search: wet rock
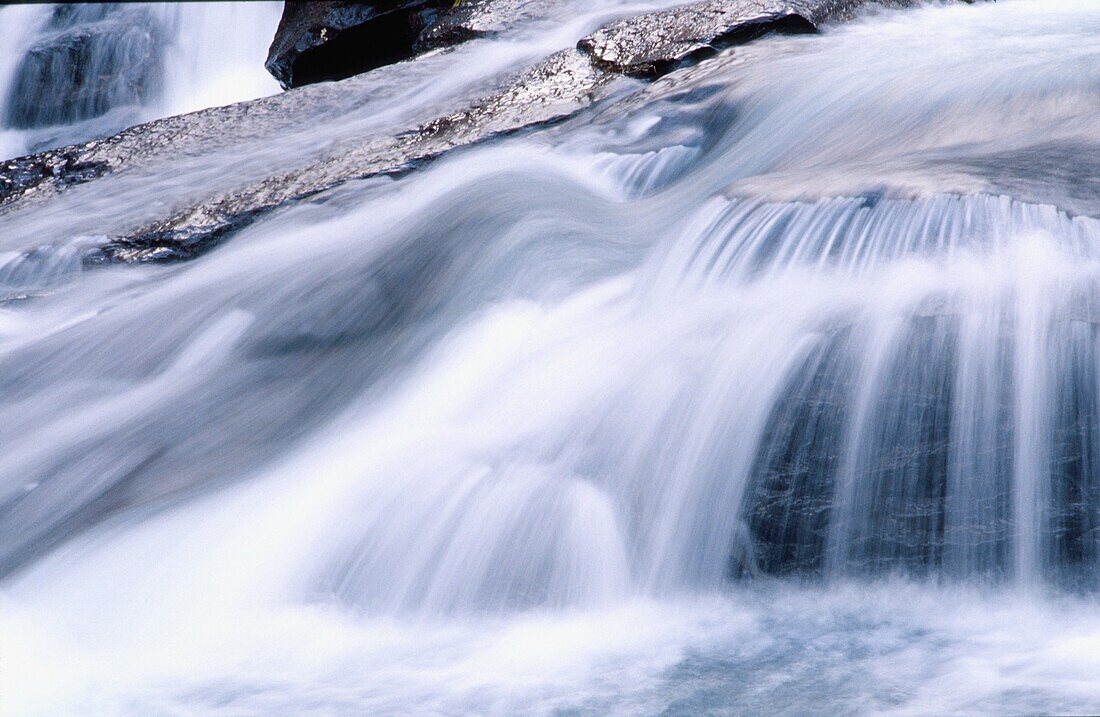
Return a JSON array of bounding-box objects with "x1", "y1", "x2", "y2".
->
[
  {"x1": 415, "y1": 0, "x2": 552, "y2": 51},
  {"x1": 578, "y1": 0, "x2": 822, "y2": 77},
  {"x1": 96, "y1": 48, "x2": 613, "y2": 263},
  {"x1": 740, "y1": 330, "x2": 852, "y2": 577},
  {"x1": 947, "y1": 142, "x2": 1100, "y2": 221},
  {"x1": 0, "y1": 150, "x2": 109, "y2": 205},
  {"x1": 3, "y1": 5, "x2": 162, "y2": 129},
  {"x1": 0, "y1": 64, "x2": 385, "y2": 210},
  {"x1": 265, "y1": 0, "x2": 450, "y2": 90},
  {"x1": 0, "y1": 0, "x2": 995, "y2": 264},
  {"x1": 0, "y1": 39, "x2": 615, "y2": 263},
  {"x1": 574, "y1": 0, "x2": 951, "y2": 77}
]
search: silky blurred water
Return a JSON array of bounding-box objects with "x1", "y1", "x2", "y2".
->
[
  {"x1": 1, "y1": 1, "x2": 1099, "y2": 715},
  {"x1": 0, "y1": 2, "x2": 282, "y2": 158}
]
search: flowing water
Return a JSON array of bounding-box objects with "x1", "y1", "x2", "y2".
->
[
  {"x1": 0, "y1": 2, "x2": 282, "y2": 159},
  {"x1": 1, "y1": 1, "x2": 1100, "y2": 715}
]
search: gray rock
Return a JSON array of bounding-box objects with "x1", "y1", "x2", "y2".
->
[
  {"x1": 99, "y1": 48, "x2": 614, "y2": 262},
  {"x1": 577, "y1": 0, "x2": 823, "y2": 77},
  {"x1": 415, "y1": 0, "x2": 552, "y2": 51},
  {"x1": 0, "y1": 42, "x2": 616, "y2": 263},
  {"x1": 575, "y1": 0, "x2": 954, "y2": 77}
]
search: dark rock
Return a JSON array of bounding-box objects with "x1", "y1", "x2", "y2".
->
[
  {"x1": 738, "y1": 315, "x2": 969, "y2": 578},
  {"x1": 3, "y1": 5, "x2": 162, "y2": 129},
  {"x1": 740, "y1": 330, "x2": 853, "y2": 577},
  {"x1": 0, "y1": 150, "x2": 109, "y2": 205},
  {"x1": 946, "y1": 142, "x2": 1100, "y2": 221},
  {"x1": 46, "y1": 2, "x2": 118, "y2": 27},
  {"x1": 265, "y1": 0, "x2": 450, "y2": 90}
]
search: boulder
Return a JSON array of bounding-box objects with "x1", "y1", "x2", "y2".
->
[
  {"x1": 265, "y1": 0, "x2": 450, "y2": 90},
  {"x1": 102, "y1": 48, "x2": 612, "y2": 262},
  {"x1": 574, "y1": 0, "x2": 950, "y2": 77},
  {"x1": 577, "y1": 0, "x2": 827, "y2": 78}
]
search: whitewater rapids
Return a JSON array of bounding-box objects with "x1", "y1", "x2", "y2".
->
[{"x1": 2, "y1": 1, "x2": 1100, "y2": 715}]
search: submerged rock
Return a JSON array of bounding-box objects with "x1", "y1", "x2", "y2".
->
[
  {"x1": 265, "y1": 0, "x2": 450, "y2": 89},
  {"x1": 0, "y1": 43, "x2": 616, "y2": 263}
]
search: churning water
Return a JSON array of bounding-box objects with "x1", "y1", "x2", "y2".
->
[{"x1": 1, "y1": 1, "x2": 1100, "y2": 715}]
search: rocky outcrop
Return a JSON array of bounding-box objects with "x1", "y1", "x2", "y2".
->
[
  {"x1": 268, "y1": 0, "x2": 874, "y2": 87},
  {"x1": 579, "y1": 0, "x2": 820, "y2": 77},
  {"x1": 0, "y1": 149, "x2": 109, "y2": 204},
  {"x1": 0, "y1": 0, "x2": 990, "y2": 265},
  {"x1": 265, "y1": 0, "x2": 450, "y2": 89},
  {"x1": 574, "y1": 0, "x2": 939, "y2": 77}
]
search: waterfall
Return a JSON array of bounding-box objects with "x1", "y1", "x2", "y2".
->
[
  {"x1": 0, "y1": 1, "x2": 281, "y2": 158},
  {"x1": 1, "y1": 0, "x2": 1100, "y2": 714}
]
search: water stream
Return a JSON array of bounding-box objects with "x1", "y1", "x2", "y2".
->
[{"x1": 1, "y1": 1, "x2": 1099, "y2": 714}]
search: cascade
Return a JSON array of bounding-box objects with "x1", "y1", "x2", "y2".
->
[{"x1": 1, "y1": 1, "x2": 1099, "y2": 714}]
